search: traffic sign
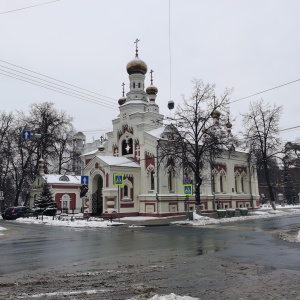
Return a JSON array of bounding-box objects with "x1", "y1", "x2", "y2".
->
[
  {"x1": 114, "y1": 174, "x2": 124, "y2": 186},
  {"x1": 183, "y1": 177, "x2": 191, "y2": 184},
  {"x1": 183, "y1": 184, "x2": 193, "y2": 196},
  {"x1": 22, "y1": 130, "x2": 31, "y2": 140},
  {"x1": 0, "y1": 196, "x2": 4, "y2": 201},
  {"x1": 81, "y1": 176, "x2": 89, "y2": 185}
]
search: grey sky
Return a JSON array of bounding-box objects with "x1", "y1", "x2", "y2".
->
[{"x1": 1, "y1": 0, "x2": 300, "y2": 142}]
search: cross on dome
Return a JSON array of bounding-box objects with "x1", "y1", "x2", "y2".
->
[
  {"x1": 134, "y1": 38, "x2": 140, "y2": 56},
  {"x1": 122, "y1": 82, "x2": 125, "y2": 97},
  {"x1": 150, "y1": 69, "x2": 154, "y2": 85}
]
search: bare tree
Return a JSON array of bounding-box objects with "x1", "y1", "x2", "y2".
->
[
  {"x1": 3, "y1": 102, "x2": 75, "y2": 206},
  {"x1": 242, "y1": 99, "x2": 283, "y2": 210},
  {"x1": 281, "y1": 140, "x2": 300, "y2": 204},
  {"x1": 21, "y1": 102, "x2": 74, "y2": 174},
  {"x1": 0, "y1": 111, "x2": 15, "y2": 208},
  {"x1": 159, "y1": 79, "x2": 234, "y2": 214}
]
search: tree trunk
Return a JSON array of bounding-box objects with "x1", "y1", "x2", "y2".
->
[{"x1": 263, "y1": 161, "x2": 276, "y2": 210}]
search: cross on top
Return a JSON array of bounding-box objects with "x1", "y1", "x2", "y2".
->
[
  {"x1": 150, "y1": 69, "x2": 154, "y2": 85},
  {"x1": 122, "y1": 82, "x2": 125, "y2": 97},
  {"x1": 134, "y1": 38, "x2": 140, "y2": 56}
]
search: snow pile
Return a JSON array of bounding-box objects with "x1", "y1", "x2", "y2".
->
[
  {"x1": 14, "y1": 216, "x2": 124, "y2": 228},
  {"x1": 0, "y1": 225, "x2": 7, "y2": 235},
  {"x1": 172, "y1": 209, "x2": 300, "y2": 227},
  {"x1": 128, "y1": 293, "x2": 199, "y2": 300}
]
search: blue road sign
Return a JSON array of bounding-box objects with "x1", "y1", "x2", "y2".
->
[
  {"x1": 114, "y1": 174, "x2": 124, "y2": 186},
  {"x1": 183, "y1": 177, "x2": 191, "y2": 184},
  {"x1": 22, "y1": 130, "x2": 31, "y2": 140},
  {"x1": 81, "y1": 176, "x2": 89, "y2": 185},
  {"x1": 183, "y1": 184, "x2": 193, "y2": 196}
]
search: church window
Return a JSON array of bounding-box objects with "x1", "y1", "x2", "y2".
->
[
  {"x1": 122, "y1": 138, "x2": 133, "y2": 156},
  {"x1": 241, "y1": 177, "x2": 244, "y2": 193},
  {"x1": 133, "y1": 82, "x2": 135, "y2": 89},
  {"x1": 150, "y1": 171, "x2": 155, "y2": 190},
  {"x1": 124, "y1": 185, "x2": 128, "y2": 197},
  {"x1": 138, "y1": 82, "x2": 141, "y2": 88},
  {"x1": 235, "y1": 176, "x2": 238, "y2": 193},
  {"x1": 59, "y1": 175, "x2": 70, "y2": 182},
  {"x1": 168, "y1": 170, "x2": 173, "y2": 191},
  {"x1": 220, "y1": 175, "x2": 223, "y2": 193}
]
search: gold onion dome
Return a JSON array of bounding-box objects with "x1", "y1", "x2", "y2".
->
[
  {"x1": 211, "y1": 110, "x2": 221, "y2": 119},
  {"x1": 126, "y1": 55, "x2": 147, "y2": 75},
  {"x1": 118, "y1": 97, "x2": 126, "y2": 106},
  {"x1": 146, "y1": 85, "x2": 158, "y2": 95},
  {"x1": 226, "y1": 120, "x2": 232, "y2": 128}
]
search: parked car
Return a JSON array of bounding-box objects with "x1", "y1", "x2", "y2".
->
[{"x1": 1, "y1": 206, "x2": 33, "y2": 220}]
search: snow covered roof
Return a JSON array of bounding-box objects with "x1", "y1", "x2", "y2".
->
[
  {"x1": 95, "y1": 156, "x2": 140, "y2": 168},
  {"x1": 145, "y1": 126, "x2": 165, "y2": 139},
  {"x1": 80, "y1": 149, "x2": 98, "y2": 157},
  {"x1": 42, "y1": 174, "x2": 81, "y2": 185}
]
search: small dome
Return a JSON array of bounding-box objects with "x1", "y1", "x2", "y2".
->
[
  {"x1": 211, "y1": 110, "x2": 221, "y2": 119},
  {"x1": 146, "y1": 85, "x2": 158, "y2": 95},
  {"x1": 126, "y1": 56, "x2": 147, "y2": 75},
  {"x1": 226, "y1": 120, "x2": 232, "y2": 128},
  {"x1": 118, "y1": 97, "x2": 126, "y2": 106}
]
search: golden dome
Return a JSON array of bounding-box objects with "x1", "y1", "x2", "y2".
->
[
  {"x1": 118, "y1": 97, "x2": 126, "y2": 106},
  {"x1": 146, "y1": 85, "x2": 158, "y2": 95},
  {"x1": 211, "y1": 110, "x2": 221, "y2": 119},
  {"x1": 126, "y1": 55, "x2": 147, "y2": 75},
  {"x1": 226, "y1": 120, "x2": 232, "y2": 128}
]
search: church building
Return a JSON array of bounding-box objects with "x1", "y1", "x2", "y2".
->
[{"x1": 78, "y1": 43, "x2": 260, "y2": 217}]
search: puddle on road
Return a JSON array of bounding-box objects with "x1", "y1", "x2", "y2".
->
[
  {"x1": 204, "y1": 224, "x2": 281, "y2": 233},
  {"x1": 196, "y1": 246, "x2": 222, "y2": 255}
]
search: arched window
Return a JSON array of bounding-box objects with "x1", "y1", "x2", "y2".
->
[
  {"x1": 220, "y1": 175, "x2": 223, "y2": 193},
  {"x1": 168, "y1": 170, "x2": 172, "y2": 191},
  {"x1": 122, "y1": 138, "x2": 133, "y2": 156},
  {"x1": 235, "y1": 176, "x2": 238, "y2": 193},
  {"x1": 241, "y1": 177, "x2": 244, "y2": 193},
  {"x1": 124, "y1": 185, "x2": 128, "y2": 197},
  {"x1": 138, "y1": 82, "x2": 141, "y2": 88},
  {"x1": 150, "y1": 171, "x2": 155, "y2": 190},
  {"x1": 133, "y1": 82, "x2": 135, "y2": 89}
]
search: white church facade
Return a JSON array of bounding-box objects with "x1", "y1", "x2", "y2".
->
[{"x1": 78, "y1": 44, "x2": 260, "y2": 218}]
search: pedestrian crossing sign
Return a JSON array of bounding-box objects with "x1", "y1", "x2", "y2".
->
[
  {"x1": 114, "y1": 174, "x2": 124, "y2": 186},
  {"x1": 183, "y1": 184, "x2": 193, "y2": 196}
]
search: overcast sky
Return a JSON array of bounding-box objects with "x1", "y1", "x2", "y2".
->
[{"x1": 1, "y1": 0, "x2": 300, "y2": 142}]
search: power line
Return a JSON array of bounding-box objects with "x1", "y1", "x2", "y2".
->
[
  {"x1": 0, "y1": 0, "x2": 62, "y2": 15},
  {"x1": 0, "y1": 64, "x2": 118, "y2": 108},
  {"x1": 0, "y1": 72, "x2": 118, "y2": 110},
  {"x1": 168, "y1": 0, "x2": 172, "y2": 102},
  {"x1": 0, "y1": 59, "x2": 116, "y2": 101},
  {"x1": 230, "y1": 78, "x2": 300, "y2": 104},
  {"x1": 279, "y1": 125, "x2": 300, "y2": 133}
]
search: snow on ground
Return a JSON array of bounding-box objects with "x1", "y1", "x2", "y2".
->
[
  {"x1": 0, "y1": 205, "x2": 299, "y2": 242},
  {"x1": 17, "y1": 291, "x2": 198, "y2": 300},
  {"x1": 128, "y1": 294, "x2": 198, "y2": 300},
  {"x1": 14, "y1": 215, "x2": 124, "y2": 228},
  {"x1": 2, "y1": 206, "x2": 300, "y2": 300},
  {"x1": 0, "y1": 225, "x2": 7, "y2": 235}
]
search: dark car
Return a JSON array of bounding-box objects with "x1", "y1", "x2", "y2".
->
[{"x1": 1, "y1": 206, "x2": 33, "y2": 220}]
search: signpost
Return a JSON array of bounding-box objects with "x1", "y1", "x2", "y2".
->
[
  {"x1": 22, "y1": 130, "x2": 31, "y2": 140},
  {"x1": 113, "y1": 174, "x2": 124, "y2": 221},
  {"x1": 183, "y1": 184, "x2": 193, "y2": 196},
  {"x1": 81, "y1": 176, "x2": 89, "y2": 185},
  {"x1": 183, "y1": 184, "x2": 193, "y2": 220}
]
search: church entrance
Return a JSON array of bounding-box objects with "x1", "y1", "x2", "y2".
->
[{"x1": 91, "y1": 175, "x2": 103, "y2": 215}]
